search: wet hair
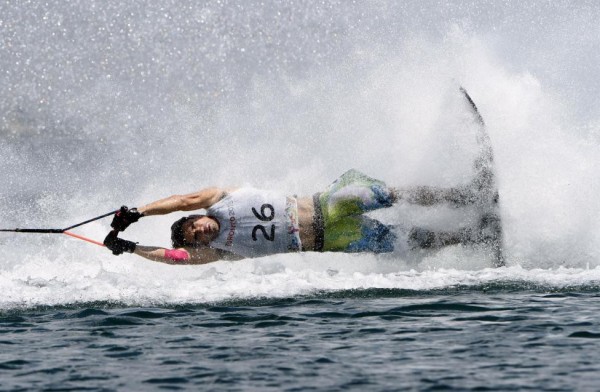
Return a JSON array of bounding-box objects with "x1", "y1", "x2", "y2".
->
[{"x1": 171, "y1": 215, "x2": 203, "y2": 248}]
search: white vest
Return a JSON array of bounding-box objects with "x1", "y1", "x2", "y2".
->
[{"x1": 207, "y1": 188, "x2": 302, "y2": 258}]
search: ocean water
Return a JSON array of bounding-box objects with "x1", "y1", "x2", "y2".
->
[
  {"x1": 2, "y1": 1, "x2": 600, "y2": 390},
  {"x1": 3, "y1": 290, "x2": 600, "y2": 391}
]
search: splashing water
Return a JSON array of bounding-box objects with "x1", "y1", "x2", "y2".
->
[{"x1": 1, "y1": 1, "x2": 600, "y2": 308}]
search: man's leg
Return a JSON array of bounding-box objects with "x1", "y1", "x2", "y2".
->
[
  {"x1": 395, "y1": 185, "x2": 477, "y2": 207},
  {"x1": 319, "y1": 169, "x2": 396, "y2": 222},
  {"x1": 407, "y1": 212, "x2": 503, "y2": 255},
  {"x1": 323, "y1": 215, "x2": 396, "y2": 253},
  {"x1": 408, "y1": 227, "x2": 471, "y2": 249},
  {"x1": 394, "y1": 165, "x2": 496, "y2": 207}
]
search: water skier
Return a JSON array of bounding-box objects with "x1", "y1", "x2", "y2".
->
[{"x1": 104, "y1": 169, "x2": 502, "y2": 265}]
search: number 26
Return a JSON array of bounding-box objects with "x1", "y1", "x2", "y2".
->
[{"x1": 252, "y1": 204, "x2": 275, "y2": 241}]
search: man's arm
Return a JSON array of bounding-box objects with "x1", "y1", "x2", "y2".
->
[
  {"x1": 103, "y1": 231, "x2": 242, "y2": 264},
  {"x1": 134, "y1": 245, "x2": 241, "y2": 265},
  {"x1": 138, "y1": 187, "x2": 235, "y2": 216}
]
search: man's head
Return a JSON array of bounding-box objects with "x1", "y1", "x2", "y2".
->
[{"x1": 171, "y1": 215, "x2": 220, "y2": 248}]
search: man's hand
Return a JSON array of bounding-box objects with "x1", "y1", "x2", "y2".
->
[
  {"x1": 111, "y1": 206, "x2": 144, "y2": 232},
  {"x1": 104, "y1": 230, "x2": 137, "y2": 255}
]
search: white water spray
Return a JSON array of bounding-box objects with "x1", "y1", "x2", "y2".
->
[{"x1": 1, "y1": 1, "x2": 599, "y2": 307}]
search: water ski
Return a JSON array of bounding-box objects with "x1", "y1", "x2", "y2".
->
[
  {"x1": 402, "y1": 87, "x2": 504, "y2": 267},
  {"x1": 460, "y1": 87, "x2": 504, "y2": 267}
]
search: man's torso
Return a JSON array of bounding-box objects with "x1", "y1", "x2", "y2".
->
[{"x1": 208, "y1": 188, "x2": 313, "y2": 257}]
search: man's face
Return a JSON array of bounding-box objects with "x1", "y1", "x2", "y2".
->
[{"x1": 183, "y1": 216, "x2": 220, "y2": 246}]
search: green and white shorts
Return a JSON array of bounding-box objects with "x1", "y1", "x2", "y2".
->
[{"x1": 313, "y1": 169, "x2": 397, "y2": 253}]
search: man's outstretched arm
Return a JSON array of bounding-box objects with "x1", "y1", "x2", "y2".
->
[
  {"x1": 103, "y1": 231, "x2": 240, "y2": 264},
  {"x1": 110, "y1": 187, "x2": 236, "y2": 233},
  {"x1": 133, "y1": 245, "x2": 227, "y2": 265},
  {"x1": 138, "y1": 187, "x2": 235, "y2": 216}
]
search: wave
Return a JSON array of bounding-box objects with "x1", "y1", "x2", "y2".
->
[{"x1": 2, "y1": 251, "x2": 600, "y2": 310}]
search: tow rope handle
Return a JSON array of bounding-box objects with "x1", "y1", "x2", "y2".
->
[{"x1": 0, "y1": 209, "x2": 120, "y2": 247}]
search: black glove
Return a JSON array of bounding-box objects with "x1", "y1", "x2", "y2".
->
[
  {"x1": 104, "y1": 230, "x2": 137, "y2": 255},
  {"x1": 111, "y1": 206, "x2": 144, "y2": 232}
]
